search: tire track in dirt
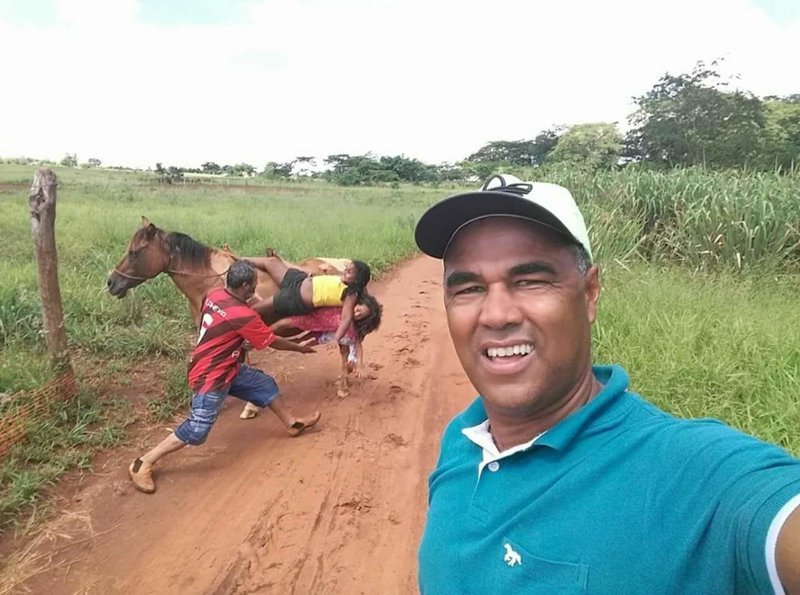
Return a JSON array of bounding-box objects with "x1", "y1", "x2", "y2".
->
[{"x1": 4, "y1": 255, "x2": 477, "y2": 594}]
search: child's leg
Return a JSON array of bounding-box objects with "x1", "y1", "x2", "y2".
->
[
  {"x1": 246, "y1": 256, "x2": 291, "y2": 285},
  {"x1": 250, "y1": 295, "x2": 279, "y2": 324},
  {"x1": 270, "y1": 319, "x2": 303, "y2": 337},
  {"x1": 337, "y1": 344, "x2": 350, "y2": 398}
]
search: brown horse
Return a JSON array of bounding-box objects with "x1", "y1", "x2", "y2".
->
[
  {"x1": 107, "y1": 217, "x2": 346, "y2": 324},
  {"x1": 107, "y1": 217, "x2": 357, "y2": 409}
]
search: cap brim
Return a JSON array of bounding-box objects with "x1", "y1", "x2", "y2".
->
[{"x1": 414, "y1": 191, "x2": 573, "y2": 259}]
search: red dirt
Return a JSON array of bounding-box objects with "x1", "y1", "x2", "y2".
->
[{"x1": 3, "y1": 255, "x2": 477, "y2": 594}]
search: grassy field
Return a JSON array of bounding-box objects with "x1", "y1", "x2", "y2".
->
[{"x1": 1, "y1": 163, "x2": 799, "y2": 532}]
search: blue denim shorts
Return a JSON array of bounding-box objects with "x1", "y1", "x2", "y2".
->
[{"x1": 175, "y1": 365, "x2": 280, "y2": 445}]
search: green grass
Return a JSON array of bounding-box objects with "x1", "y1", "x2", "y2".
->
[
  {"x1": 520, "y1": 164, "x2": 800, "y2": 270},
  {"x1": 1, "y1": 171, "x2": 442, "y2": 392},
  {"x1": 594, "y1": 264, "x2": 800, "y2": 455},
  {"x1": 146, "y1": 363, "x2": 192, "y2": 422},
  {"x1": 1, "y1": 162, "x2": 799, "y2": 533},
  {"x1": 0, "y1": 387, "x2": 131, "y2": 533}
]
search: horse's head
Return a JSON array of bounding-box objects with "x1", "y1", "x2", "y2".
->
[{"x1": 107, "y1": 217, "x2": 172, "y2": 298}]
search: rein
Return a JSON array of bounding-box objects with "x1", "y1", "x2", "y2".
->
[{"x1": 112, "y1": 267, "x2": 230, "y2": 280}]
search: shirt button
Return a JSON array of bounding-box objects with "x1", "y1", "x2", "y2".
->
[{"x1": 487, "y1": 461, "x2": 500, "y2": 472}]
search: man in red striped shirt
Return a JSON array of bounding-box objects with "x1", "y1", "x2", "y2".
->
[{"x1": 128, "y1": 260, "x2": 320, "y2": 494}]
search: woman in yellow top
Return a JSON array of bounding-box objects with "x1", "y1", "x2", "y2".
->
[{"x1": 248, "y1": 254, "x2": 372, "y2": 347}]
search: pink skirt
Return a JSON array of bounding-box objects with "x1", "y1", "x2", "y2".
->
[{"x1": 288, "y1": 307, "x2": 357, "y2": 342}]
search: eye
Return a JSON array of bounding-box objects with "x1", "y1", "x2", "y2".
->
[
  {"x1": 454, "y1": 285, "x2": 484, "y2": 296},
  {"x1": 128, "y1": 248, "x2": 141, "y2": 259},
  {"x1": 515, "y1": 277, "x2": 547, "y2": 288}
]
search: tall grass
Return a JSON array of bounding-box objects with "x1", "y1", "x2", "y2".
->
[
  {"x1": 595, "y1": 264, "x2": 800, "y2": 454},
  {"x1": 521, "y1": 165, "x2": 800, "y2": 270}
]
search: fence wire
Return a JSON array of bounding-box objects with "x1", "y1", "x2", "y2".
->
[{"x1": 0, "y1": 371, "x2": 78, "y2": 457}]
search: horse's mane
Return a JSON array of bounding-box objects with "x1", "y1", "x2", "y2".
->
[{"x1": 165, "y1": 232, "x2": 212, "y2": 268}]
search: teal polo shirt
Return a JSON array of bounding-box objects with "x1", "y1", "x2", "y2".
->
[{"x1": 418, "y1": 365, "x2": 800, "y2": 594}]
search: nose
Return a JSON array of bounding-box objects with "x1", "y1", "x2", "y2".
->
[
  {"x1": 106, "y1": 277, "x2": 113, "y2": 289},
  {"x1": 478, "y1": 284, "x2": 523, "y2": 330}
]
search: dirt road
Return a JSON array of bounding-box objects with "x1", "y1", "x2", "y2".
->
[{"x1": 6, "y1": 255, "x2": 477, "y2": 594}]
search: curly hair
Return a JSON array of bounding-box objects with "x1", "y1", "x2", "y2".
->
[{"x1": 353, "y1": 292, "x2": 383, "y2": 341}]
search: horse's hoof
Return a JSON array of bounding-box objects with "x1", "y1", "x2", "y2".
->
[{"x1": 240, "y1": 404, "x2": 259, "y2": 419}]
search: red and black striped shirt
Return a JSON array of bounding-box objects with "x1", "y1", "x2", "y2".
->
[{"x1": 187, "y1": 287, "x2": 275, "y2": 393}]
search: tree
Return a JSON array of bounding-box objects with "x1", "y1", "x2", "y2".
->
[
  {"x1": 292, "y1": 156, "x2": 316, "y2": 177},
  {"x1": 626, "y1": 61, "x2": 767, "y2": 169},
  {"x1": 201, "y1": 162, "x2": 222, "y2": 174},
  {"x1": 763, "y1": 98, "x2": 800, "y2": 171},
  {"x1": 467, "y1": 140, "x2": 539, "y2": 166},
  {"x1": 548, "y1": 123, "x2": 623, "y2": 169},
  {"x1": 465, "y1": 128, "x2": 564, "y2": 169},
  {"x1": 87, "y1": 157, "x2": 101, "y2": 168},
  {"x1": 154, "y1": 163, "x2": 184, "y2": 184},
  {"x1": 530, "y1": 127, "x2": 564, "y2": 165},
  {"x1": 459, "y1": 160, "x2": 500, "y2": 182},
  {"x1": 262, "y1": 161, "x2": 293, "y2": 178},
  {"x1": 324, "y1": 154, "x2": 352, "y2": 175},
  {"x1": 59, "y1": 153, "x2": 78, "y2": 168},
  {"x1": 232, "y1": 163, "x2": 256, "y2": 177},
  {"x1": 379, "y1": 155, "x2": 434, "y2": 183}
]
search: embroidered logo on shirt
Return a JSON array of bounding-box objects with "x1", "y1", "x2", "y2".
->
[{"x1": 503, "y1": 543, "x2": 522, "y2": 567}]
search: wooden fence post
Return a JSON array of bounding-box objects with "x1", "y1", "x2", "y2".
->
[{"x1": 28, "y1": 168, "x2": 73, "y2": 375}]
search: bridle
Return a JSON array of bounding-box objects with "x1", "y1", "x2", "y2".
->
[
  {"x1": 111, "y1": 266, "x2": 230, "y2": 281},
  {"x1": 111, "y1": 248, "x2": 230, "y2": 281}
]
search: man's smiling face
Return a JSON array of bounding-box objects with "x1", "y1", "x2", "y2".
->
[{"x1": 443, "y1": 217, "x2": 599, "y2": 417}]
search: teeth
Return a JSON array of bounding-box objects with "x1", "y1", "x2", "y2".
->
[{"x1": 486, "y1": 344, "x2": 533, "y2": 358}]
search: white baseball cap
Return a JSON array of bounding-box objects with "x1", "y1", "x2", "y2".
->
[{"x1": 414, "y1": 174, "x2": 592, "y2": 262}]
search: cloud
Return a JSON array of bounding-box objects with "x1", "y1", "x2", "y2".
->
[
  {"x1": 55, "y1": 0, "x2": 139, "y2": 26},
  {"x1": 1, "y1": 0, "x2": 798, "y2": 168}
]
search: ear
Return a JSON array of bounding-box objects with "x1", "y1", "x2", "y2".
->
[
  {"x1": 144, "y1": 223, "x2": 158, "y2": 239},
  {"x1": 585, "y1": 265, "x2": 601, "y2": 324},
  {"x1": 141, "y1": 216, "x2": 150, "y2": 227}
]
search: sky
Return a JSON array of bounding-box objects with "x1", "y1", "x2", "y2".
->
[{"x1": 0, "y1": 0, "x2": 798, "y2": 169}]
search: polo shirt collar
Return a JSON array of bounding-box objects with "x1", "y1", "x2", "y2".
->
[{"x1": 460, "y1": 365, "x2": 632, "y2": 453}]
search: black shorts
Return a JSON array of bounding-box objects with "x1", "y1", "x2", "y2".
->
[{"x1": 273, "y1": 268, "x2": 313, "y2": 318}]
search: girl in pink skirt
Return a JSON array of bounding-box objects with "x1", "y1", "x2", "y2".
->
[{"x1": 273, "y1": 292, "x2": 383, "y2": 378}]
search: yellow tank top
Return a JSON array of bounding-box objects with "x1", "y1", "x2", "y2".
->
[{"x1": 311, "y1": 275, "x2": 347, "y2": 307}]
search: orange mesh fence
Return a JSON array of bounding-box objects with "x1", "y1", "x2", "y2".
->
[{"x1": 0, "y1": 371, "x2": 78, "y2": 458}]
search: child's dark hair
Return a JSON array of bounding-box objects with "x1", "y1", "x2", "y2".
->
[
  {"x1": 342, "y1": 260, "x2": 372, "y2": 298},
  {"x1": 353, "y1": 292, "x2": 383, "y2": 341}
]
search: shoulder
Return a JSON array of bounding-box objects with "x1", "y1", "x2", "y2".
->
[
  {"x1": 439, "y1": 398, "x2": 486, "y2": 452},
  {"x1": 204, "y1": 287, "x2": 226, "y2": 303},
  {"x1": 622, "y1": 398, "x2": 800, "y2": 490}
]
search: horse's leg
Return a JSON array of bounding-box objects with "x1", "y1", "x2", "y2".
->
[
  {"x1": 241, "y1": 320, "x2": 303, "y2": 420},
  {"x1": 337, "y1": 344, "x2": 350, "y2": 398}
]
